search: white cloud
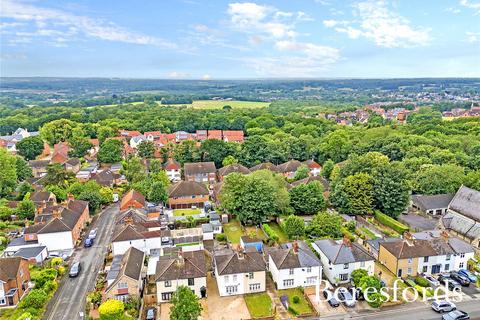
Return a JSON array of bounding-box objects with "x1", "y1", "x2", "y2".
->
[
  {"x1": 0, "y1": 0, "x2": 176, "y2": 48},
  {"x1": 460, "y1": 0, "x2": 480, "y2": 14},
  {"x1": 445, "y1": 7, "x2": 461, "y2": 14},
  {"x1": 168, "y1": 71, "x2": 191, "y2": 79},
  {"x1": 324, "y1": 0, "x2": 431, "y2": 48},
  {"x1": 202, "y1": 74, "x2": 212, "y2": 80},
  {"x1": 466, "y1": 31, "x2": 480, "y2": 42}
]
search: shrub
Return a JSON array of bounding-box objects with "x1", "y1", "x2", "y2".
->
[
  {"x1": 292, "y1": 295, "x2": 300, "y2": 304},
  {"x1": 49, "y1": 257, "x2": 63, "y2": 268},
  {"x1": 351, "y1": 269, "x2": 368, "y2": 287},
  {"x1": 415, "y1": 276, "x2": 430, "y2": 287},
  {"x1": 405, "y1": 279, "x2": 416, "y2": 287},
  {"x1": 88, "y1": 291, "x2": 102, "y2": 307},
  {"x1": 43, "y1": 280, "x2": 58, "y2": 293},
  {"x1": 19, "y1": 289, "x2": 48, "y2": 309},
  {"x1": 287, "y1": 306, "x2": 298, "y2": 315},
  {"x1": 57, "y1": 265, "x2": 66, "y2": 276},
  {"x1": 98, "y1": 299, "x2": 125, "y2": 320},
  {"x1": 374, "y1": 211, "x2": 409, "y2": 234},
  {"x1": 262, "y1": 224, "x2": 279, "y2": 243},
  {"x1": 32, "y1": 268, "x2": 57, "y2": 288},
  {"x1": 15, "y1": 312, "x2": 33, "y2": 320},
  {"x1": 215, "y1": 233, "x2": 226, "y2": 242}
]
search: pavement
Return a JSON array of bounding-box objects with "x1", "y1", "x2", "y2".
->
[{"x1": 43, "y1": 203, "x2": 119, "y2": 320}]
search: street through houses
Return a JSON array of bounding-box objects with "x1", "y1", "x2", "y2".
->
[{"x1": 43, "y1": 204, "x2": 119, "y2": 320}]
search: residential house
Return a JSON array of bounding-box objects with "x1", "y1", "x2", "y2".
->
[
  {"x1": 50, "y1": 142, "x2": 70, "y2": 164},
  {"x1": 184, "y1": 162, "x2": 217, "y2": 184},
  {"x1": 302, "y1": 159, "x2": 321, "y2": 176},
  {"x1": 289, "y1": 175, "x2": 330, "y2": 194},
  {"x1": 214, "y1": 248, "x2": 266, "y2": 296},
  {"x1": 0, "y1": 128, "x2": 39, "y2": 154},
  {"x1": 105, "y1": 247, "x2": 145, "y2": 302},
  {"x1": 155, "y1": 250, "x2": 207, "y2": 302},
  {"x1": 120, "y1": 190, "x2": 146, "y2": 211},
  {"x1": 29, "y1": 160, "x2": 50, "y2": 178},
  {"x1": 164, "y1": 159, "x2": 181, "y2": 182},
  {"x1": 130, "y1": 135, "x2": 147, "y2": 149},
  {"x1": 207, "y1": 130, "x2": 222, "y2": 140},
  {"x1": 12, "y1": 246, "x2": 48, "y2": 264},
  {"x1": 312, "y1": 238, "x2": 375, "y2": 285},
  {"x1": 94, "y1": 169, "x2": 124, "y2": 187},
  {"x1": 276, "y1": 160, "x2": 302, "y2": 179},
  {"x1": 0, "y1": 257, "x2": 31, "y2": 307},
  {"x1": 167, "y1": 181, "x2": 209, "y2": 210},
  {"x1": 411, "y1": 194, "x2": 454, "y2": 216},
  {"x1": 217, "y1": 164, "x2": 250, "y2": 181},
  {"x1": 119, "y1": 130, "x2": 142, "y2": 139},
  {"x1": 249, "y1": 162, "x2": 278, "y2": 173},
  {"x1": 64, "y1": 158, "x2": 81, "y2": 173},
  {"x1": 441, "y1": 185, "x2": 480, "y2": 251},
  {"x1": 144, "y1": 131, "x2": 163, "y2": 142},
  {"x1": 222, "y1": 130, "x2": 244, "y2": 143},
  {"x1": 365, "y1": 237, "x2": 400, "y2": 259},
  {"x1": 267, "y1": 241, "x2": 321, "y2": 290},
  {"x1": 195, "y1": 130, "x2": 208, "y2": 141},
  {"x1": 30, "y1": 191, "x2": 56, "y2": 206}
]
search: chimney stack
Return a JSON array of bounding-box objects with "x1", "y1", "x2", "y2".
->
[
  {"x1": 37, "y1": 206, "x2": 44, "y2": 215},
  {"x1": 52, "y1": 207, "x2": 61, "y2": 219},
  {"x1": 342, "y1": 236, "x2": 351, "y2": 247},
  {"x1": 67, "y1": 193, "x2": 74, "y2": 203},
  {"x1": 176, "y1": 251, "x2": 185, "y2": 267},
  {"x1": 292, "y1": 240, "x2": 299, "y2": 254},
  {"x1": 237, "y1": 246, "x2": 245, "y2": 260},
  {"x1": 441, "y1": 230, "x2": 449, "y2": 239}
]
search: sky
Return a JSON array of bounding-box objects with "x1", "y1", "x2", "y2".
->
[{"x1": 1, "y1": 0, "x2": 480, "y2": 79}]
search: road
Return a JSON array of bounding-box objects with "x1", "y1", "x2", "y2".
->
[
  {"x1": 43, "y1": 203, "x2": 119, "y2": 320},
  {"x1": 316, "y1": 298, "x2": 480, "y2": 320}
]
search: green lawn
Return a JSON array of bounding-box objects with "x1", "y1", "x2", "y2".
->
[
  {"x1": 223, "y1": 220, "x2": 243, "y2": 244},
  {"x1": 278, "y1": 288, "x2": 313, "y2": 316},
  {"x1": 244, "y1": 226, "x2": 266, "y2": 241},
  {"x1": 360, "y1": 227, "x2": 378, "y2": 240},
  {"x1": 266, "y1": 222, "x2": 289, "y2": 243},
  {"x1": 173, "y1": 208, "x2": 201, "y2": 216},
  {"x1": 169, "y1": 100, "x2": 270, "y2": 109},
  {"x1": 244, "y1": 293, "x2": 273, "y2": 318}
]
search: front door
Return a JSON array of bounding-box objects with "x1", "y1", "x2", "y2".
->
[
  {"x1": 200, "y1": 286, "x2": 207, "y2": 298},
  {"x1": 431, "y1": 265, "x2": 441, "y2": 274},
  {"x1": 398, "y1": 269, "x2": 403, "y2": 277}
]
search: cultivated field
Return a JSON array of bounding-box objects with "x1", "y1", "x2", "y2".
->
[{"x1": 167, "y1": 100, "x2": 270, "y2": 109}]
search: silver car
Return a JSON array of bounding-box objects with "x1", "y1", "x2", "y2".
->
[{"x1": 432, "y1": 300, "x2": 456, "y2": 313}]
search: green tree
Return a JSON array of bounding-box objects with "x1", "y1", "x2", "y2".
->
[
  {"x1": 46, "y1": 185, "x2": 68, "y2": 202},
  {"x1": 0, "y1": 149, "x2": 17, "y2": 196},
  {"x1": 98, "y1": 299, "x2": 125, "y2": 320},
  {"x1": 289, "y1": 181, "x2": 326, "y2": 215},
  {"x1": 464, "y1": 171, "x2": 480, "y2": 191},
  {"x1": 319, "y1": 130, "x2": 353, "y2": 163},
  {"x1": 222, "y1": 155, "x2": 238, "y2": 167},
  {"x1": 373, "y1": 163, "x2": 411, "y2": 218},
  {"x1": 351, "y1": 269, "x2": 369, "y2": 287},
  {"x1": 148, "y1": 182, "x2": 168, "y2": 203},
  {"x1": 16, "y1": 199, "x2": 35, "y2": 220},
  {"x1": 68, "y1": 133, "x2": 93, "y2": 158},
  {"x1": 16, "y1": 136, "x2": 44, "y2": 160},
  {"x1": 170, "y1": 285, "x2": 203, "y2": 320},
  {"x1": 306, "y1": 212, "x2": 343, "y2": 238},
  {"x1": 15, "y1": 156, "x2": 32, "y2": 181},
  {"x1": 98, "y1": 139, "x2": 123, "y2": 163},
  {"x1": 283, "y1": 215, "x2": 305, "y2": 239},
  {"x1": 123, "y1": 156, "x2": 147, "y2": 184},
  {"x1": 16, "y1": 182, "x2": 34, "y2": 200},
  {"x1": 174, "y1": 140, "x2": 200, "y2": 165},
  {"x1": 293, "y1": 165, "x2": 310, "y2": 181},
  {"x1": 414, "y1": 164, "x2": 465, "y2": 194},
  {"x1": 200, "y1": 139, "x2": 238, "y2": 167},
  {"x1": 331, "y1": 173, "x2": 374, "y2": 215},
  {"x1": 137, "y1": 141, "x2": 155, "y2": 158},
  {"x1": 43, "y1": 163, "x2": 75, "y2": 188},
  {"x1": 322, "y1": 159, "x2": 334, "y2": 180},
  {"x1": 40, "y1": 119, "x2": 77, "y2": 145}
]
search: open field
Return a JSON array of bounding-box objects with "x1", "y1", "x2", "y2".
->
[{"x1": 167, "y1": 100, "x2": 270, "y2": 109}]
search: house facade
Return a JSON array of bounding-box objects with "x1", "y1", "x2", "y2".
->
[
  {"x1": 0, "y1": 257, "x2": 31, "y2": 307},
  {"x1": 184, "y1": 162, "x2": 217, "y2": 184},
  {"x1": 164, "y1": 159, "x2": 181, "y2": 182},
  {"x1": 120, "y1": 190, "x2": 146, "y2": 211},
  {"x1": 167, "y1": 181, "x2": 209, "y2": 209},
  {"x1": 411, "y1": 194, "x2": 454, "y2": 215}
]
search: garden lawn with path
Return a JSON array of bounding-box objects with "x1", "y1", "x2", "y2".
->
[
  {"x1": 279, "y1": 288, "x2": 313, "y2": 316},
  {"x1": 223, "y1": 220, "x2": 243, "y2": 244},
  {"x1": 244, "y1": 293, "x2": 274, "y2": 318},
  {"x1": 266, "y1": 222, "x2": 289, "y2": 243},
  {"x1": 173, "y1": 208, "x2": 201, "y2": 216}
]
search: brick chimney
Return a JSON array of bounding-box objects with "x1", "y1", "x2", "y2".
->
[
  {"x1": 52, "y1": 207, "x2": 61, "y2": 219},
  {"x1": 37, "y1": 206, "x2": 44, "y2": 215},
  {"x1": 342, "y1": 236, "x2": 351, "y2": 247},
  {"x1": 441, "y1": 230, "x2": 449, "y2": 239},
  {"x1": 237, "y1": 246, "x2": 245, "y2": 260},
  {"x1": 176, "y1": 251, "x2": 185, "y2": 267},
  {"x1": 292, "y1": 240, "x2": 299, "y2": 254},
  {"x1": 67, "y1": 193, "x2": 74, "y2": 203},
  {"x1": 124, "y1": 216, "x2": 134, "y2": 225}
]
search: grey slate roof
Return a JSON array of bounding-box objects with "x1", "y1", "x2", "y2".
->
[
  {"x1": 443, "y1": 212, "x2": 480, "y2": 240},
  {"x1": 155, "y1": 250, "x2": 206, "y2": 281},
  {"x1": 448, "y1": 185, "x2": 480, "y2": 221},
  {"x1": 276, "y1": 160, "x2": 302, "y2": 173},
  {"x1": 313, "y1": 239, "x2": 374, "y2": 264},
  {"x1": 412, "y1": 194, "x2": 454, "y2": 211},
  {"x1": 218, "y1": 164, "x2": 251, "y2": 177},
  {"x1": 13, "y1": 246, "x2": 46, "y2": 259},
  {"x1": 106, "y1": 247, "x2": 145, "y2": 292},
  {"x1": 184, "y1": 162, "x2": 216, "y2": 175},
  {"x1": 268, "y1": 241, "x2": 320, "y2": 270},
  {"x1": 214, "y1": 248, "x2": 265, "y2": 275}
]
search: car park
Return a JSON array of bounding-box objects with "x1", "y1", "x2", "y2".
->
[
  {"x1": 442, "y1": 310, "x2": 470, "y2": 320},
  {"x1": 337, "y1": 287, "x2": 356, "y2": 307},
  {"x1": 69, "y1": 262, "x2": 81, "y2": 278},
  {"x1": 450, "y1": 272, "x2": 470, "y2": 287},
  {"x1": 431, "y1": 300, "x2": 456, "y2": 313},
  {"x1": 88, "y1": 228, "x2": 97, "y2": 239},
  {"x1": 84, "y1": 237, "x2": 94, "y2": 247},
  {"x1": 458, "y1": 269, "x2": 477, "y2": 283},
  {"x1": 423, "y1": 274, "x2": 440, "y2": 287},
  {"x1": 323, "y1": 289, "x2": 340, "y2": 307}
]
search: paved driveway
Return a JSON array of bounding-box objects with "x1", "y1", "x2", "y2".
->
[{"x1": 43, "y1": 204, "x2": 119, "y2": 320}]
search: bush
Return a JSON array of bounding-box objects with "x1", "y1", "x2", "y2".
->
[
  {"x1": 374, "y1": 211, "x2": 409, "y2": 234},
  {"x1": 57, "y1": 265, "x2": 66, "y2": 276},
  {"x1": 32, "y1": 268, "x2": 57, "y2": 288},
  {"x1": 351, "y1": 269, "x2": 369, "y2": 287},
  {"x1": 19, "y1": 289, "x2": 48, "y2": 309},
  {"x1": 415, "y1": 276, "x2": 430, "y2": 287},
  {"x1": 262, "y1": 224, "x2": 279, "y2": 243},
  {"x1": 49, "y1": 257, "x2": 63, "y2": 268},
  {"x1": 98, "y1": 299, "x2": 125, "y2": 320},
  {"x1": 292, "y1": 295, "x2": 300, "y2": 304},
  {"x1": 43, "y1": 280, "x2": 58, "y2": 293},
  {"x1": 287, "y1": 306, "x2": 298, "y2": 315},
  {"x1": 215, "y1": 233, "x2": 226, "y2": 242},
  {"x1": 405, "y1": 279, "x2": 416, "y2": 287}
]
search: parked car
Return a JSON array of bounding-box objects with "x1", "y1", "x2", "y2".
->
[
  {"x1": 442, "y1": 310, "x2": 470, "y2": 320},
  {"x1": 8, "y1": 230, "x2": 19, "y2": 237},
  {"x1": 322, "y1": 289, "x2": 340, "y2": 307},
  {"x1": 431, "y1": 300, "x2": 456, "y2": 313},
  {"x1": 88, "y1": 228, "x2": 97, "y2": 240},
  {"x1": 146, "y1": 307, "x2": 156, "y2": 320},
  {"x1": 84, "y1": 237, "x2": 94, "y2": 248},
  {"x1": 424, "y1": 274, "x2": 440, "y2": 287},
  {"x1": 458, "y1": 269, "x2": 477, "y2": 283},
  {"x1": 438, "y1": 275, "x2": 461, "y2": 291},
  {"x1": 69, "y1": 262, "x2": 81, "y2": 278},
  {"x1": 337, "y1": 287, "x2": 356, "y2": 307},
  {"x1": 450, "y1": 272, "x2": 470, "y2": 287}
]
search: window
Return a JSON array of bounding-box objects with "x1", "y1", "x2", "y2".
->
[
  {"x1": 188, "y1": 278, "x2": 195, "y2": 286},
  {"x1": 116, "y1": 294, "x2": 129, "y2": 302},
  {"x1": 423, "y1": 257, "x2": 429, "y2": 263},
  {"x1": 224, "y1": 275, "x2": 229, "y2": 283},
  {"x1": 407, "y1": 268, "x2": 412, "y2": 275},
  {"x1": 289, "y1": 269, "x2": 294, "y2": 275},
  {"x1": 422, "y1": 266, "x2": 428, "y2": 273},
  {"x1": 360, "y1": 261, "x2": 365, "y2": 267},
  {"x1": 459, "y1": 262, "x2": 464, "y2": 268},
  {"x1": 306, "y1": 276, "x2": 317, "y2": 285},
  {"x1": 162, "y1": 292, "x2": 173, "y2": 301},
  {"x1": 408, "y1": 258, "x2": 413, "y2": 264},
  {"x1": 283, "y1": 279, "x2": 294, "y2": 287},
  {"x1": 0, "y1": 298, "x2": 5, "y2": 305},
  {"x1": 233, "y1": 275, "x2": 238, "y2": 282},
  {"x1": 343, "y1": 263, "x2": 349, "y2": 269},
  {"x1": 165, "y1": 280, "x2": 172, "y2": 287},
  {"x1": 460, "y1": 253, "x2": 465, "y2": 258},
  {"x1": 446, "y1": 254, "x2": 451, "y2": 261},
  {"x1": 226, "y1": 285, "x2": 238, "y2": 294},
  {"x1": 248, "y1": 272, "x2": 254, "y2": 279},
  {"x1": 306, "y1": 267, "x2": 312, "y2": 273},
  {"x1": 118, "y1": 282, "x2": 128, "y2": 289},
  {"x1": 445, "y1": 264, "x2": 450, "y2": 271},
  {"x1": 339, "y1": 274, "x2": 349, "y2": 281},
  {"x1": 249, "y1": 283, "x2": 261, "y2": 291}
]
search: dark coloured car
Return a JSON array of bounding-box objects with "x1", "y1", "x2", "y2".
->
[
  {"x1": 69, "y1": 262, "x2": 81, "y2": 278},
  {"x1": 450, "y1": 272, "x2": 470, "y2": 287},
  {"x1": 442, "y1": 310, "x2": 470, "y2": 320},
  {"x1": 458, "y1": 269, "x2": 477, "y2": 283},
  {"x1": 438, "y1": 275, "x2": 461, "y2": 291},
  {"x1": 84, "y1": 237, "x2": 94, "y2": 247},
  {"x1": 322, "y1": 289, "x2": 340, "y2": 307}
]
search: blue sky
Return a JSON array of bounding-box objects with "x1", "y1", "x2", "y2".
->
[{"x1": 1, "y1": 0, "x2": 479, "y2": 78}]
